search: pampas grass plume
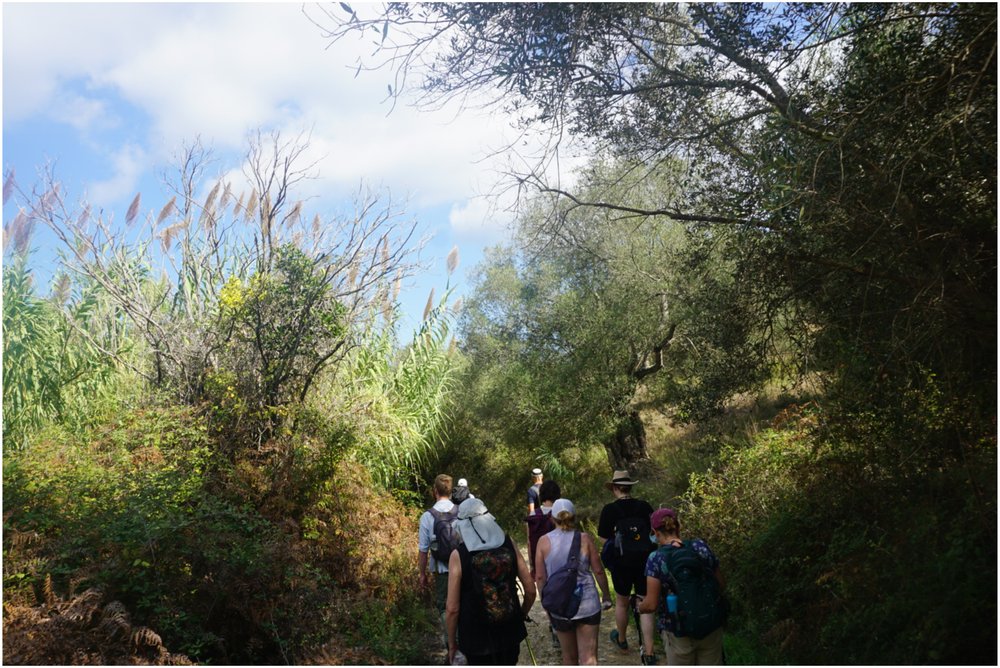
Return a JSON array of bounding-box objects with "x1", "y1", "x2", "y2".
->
[
  {"x1": 3, "y1": 169, "x2": 14, "y2": 205},
  {"x1": 422, "y1": 287, "x2": 435, "y2": 320},
  {"x1": 156, "y1": 197, "x2": 176, "y2": 227},
  {"x1": 125, "y1": 193, "x2": 141, "y2": 226}
]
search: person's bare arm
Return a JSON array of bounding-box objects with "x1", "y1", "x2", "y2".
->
[
  {"x1": 534, "y1": 535, "x2": 550, "y2": 592},
  {"x1": 418, "y1": 550, "x2": 429, "y2": 590},
  {"x1": 637, "y1": 575, "x2": 660, "y2": 614},
  {"x1": 446, "y1": 550, "x2": 462, "y2": 664},
  {"x1": 510, "y1": 537, "x2": 536, "y2": 618},
  {"x1": 584, "y1": 533, "x2": 613, "y2": 607}
]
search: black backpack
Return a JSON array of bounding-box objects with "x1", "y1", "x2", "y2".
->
[
  {"x1": 429, "y1": 507, "x2": 460, "y2": 563},
  {"x1": 452, "y1": 485, "x2": 470, "y2": 504},
  {"x1": 614, "y1": 512, "x2": 652, "y2": 556},
  {"x1": 659, "y1": 541, "x2": 728, "y2": 639},
  {"x1": 540, "y1": 531, "x2": 583, "y2": 619}
]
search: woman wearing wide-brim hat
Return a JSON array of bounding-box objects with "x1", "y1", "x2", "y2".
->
[{"x1": 597, "y1": 470, "x2": 658, "y2": 665}]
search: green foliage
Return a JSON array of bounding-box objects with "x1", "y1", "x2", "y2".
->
[
  {"x1": 3, "y1": 252, "x2": 132, "y2": 450},
  {"x1": 455, "y1": 160, "x2": 771, "y2": 471},
  {"x1": 220, "y1": 244, "x2": 347, "y2": 406},
  {"x1": 320, "y1": 289, "x2": 458, "y2": 491},
  {"x1": 3, "y1": 404, "x2": 439, "y2": 664},
  {"x1": 681, "y1": 403, "x2": 997, "y2": 664}
]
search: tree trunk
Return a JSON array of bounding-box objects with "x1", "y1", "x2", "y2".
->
[{"x1": 604, "y1": 410, "x2": 648, "y2": 470}]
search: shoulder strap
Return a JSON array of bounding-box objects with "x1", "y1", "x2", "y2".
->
[
  {"x1": 430, "y1": 506, "x2": 458, "y2": 519},
  {"x1": 569, "y1": 530, "x2": 582, "y2": 571}
]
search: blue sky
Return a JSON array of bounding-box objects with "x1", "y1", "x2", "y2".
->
[{"x1": 2, "y1": 2, "x2": 552, "y2": 332}]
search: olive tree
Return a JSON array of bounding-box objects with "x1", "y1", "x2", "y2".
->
[{"x1": 321, "y1": 2, "x2": 996, "y2": 422}]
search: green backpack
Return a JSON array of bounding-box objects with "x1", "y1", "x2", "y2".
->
[{"x1": 659, "y1": 541, "x2": 729, "y2": 639}]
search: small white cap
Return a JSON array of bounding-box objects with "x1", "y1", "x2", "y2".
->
[
  {"x1": 531, "y1": 467, "x2": 543, "y2": 476},
  {"x1": 551, "y1": 498, "x2": 575, "y2": 517},
  {"x1": 457, "y1": 478, "x2": 468, "y2": 487}
]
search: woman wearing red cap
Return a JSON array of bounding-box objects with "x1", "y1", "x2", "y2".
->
[{"x1": 637, "y1": 508, "x2": 727, "y2": 665}]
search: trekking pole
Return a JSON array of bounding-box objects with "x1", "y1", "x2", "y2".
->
[
  {"x1": 630, "y1": 594, "x2": 643, "y2": 652},
  {"x1": 524, "y1": 631, "x2": 538, "y2": 666}
]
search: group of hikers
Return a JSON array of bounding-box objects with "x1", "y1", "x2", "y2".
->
[{"x1": 417, "y1": 469, "x2": 728, "y2": 666}]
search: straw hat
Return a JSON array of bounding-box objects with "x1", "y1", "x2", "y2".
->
[{"x1": 604, "y1": 469, "x2": 639, "y2": 490}]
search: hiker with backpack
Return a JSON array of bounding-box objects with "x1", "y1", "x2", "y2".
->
[
  {"x1": 419, "y1": 474, "x2": 460, "y2": 626},
  {"x1": 525, "y1": 479, "x2": 561, "y2": 579},
  {"x1": 525, "y1": 479, "x2": 563, "y2": 649},
  {"x1": 597, "y1": 470, "x2": 658, "y2": 665},
  {"x1": 453, "y1": 477, "x2": 475, "y2": 504},
  {"x1": 446, "y1": 497, "x2": 535, "y2": 665},
  {"x1": 535, "y1": 498, "x2": 613, "y2": 666},
  {"x1": 526, "y1": 467, "x2": 544, "y2": 514},
  {"x1": 637, "y1": 508, "x2": 727, "y2": 665}
]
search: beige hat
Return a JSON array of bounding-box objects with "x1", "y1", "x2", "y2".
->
[{"x1": 605, "y1": 469, "x2": 639, "y2": 490}]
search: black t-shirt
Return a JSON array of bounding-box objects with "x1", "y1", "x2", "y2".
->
[{"x1": 598, "y1": 497, "x2": 655, "y2": 542}]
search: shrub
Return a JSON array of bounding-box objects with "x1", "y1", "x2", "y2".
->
[{"x1": 681, "y1": 403, "x2": 997, "y2": 664}]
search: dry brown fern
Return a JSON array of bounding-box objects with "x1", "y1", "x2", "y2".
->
[
  {"x1": 97, "y1": 600, "x2": 132, "y2": 640},
  {"x1": 2, "y1": 586, "x2": 192, "y2": 665}
]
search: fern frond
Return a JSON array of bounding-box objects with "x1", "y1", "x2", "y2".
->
[
  {"x1": 43, "y1": 573, "x2": 56, "y2": 607},
  {"x1": 131, "y1": 626, "x2": 163, "y2": 649},
  {"x1": 98, "y1": 600, "x2": 131, "y2": 639}
]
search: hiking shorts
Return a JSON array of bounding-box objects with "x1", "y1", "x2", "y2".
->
[
  {"x1": 550, "y1": 610, "x2": 601, "y2": 633},
  {"x1": 610, "y1": 553, "x2": 649, "y2": 597},
  {"x1": 662, "y1": 627, "x2": 724, "y2": 665}
]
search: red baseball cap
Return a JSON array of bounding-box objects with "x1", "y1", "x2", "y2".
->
[{"x1": 650, "y1": 507, "x2": 677, "y2": 531}]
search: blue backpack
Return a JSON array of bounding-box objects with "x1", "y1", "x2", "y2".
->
[{"x1": 541, "y1": 531, "x2": 583, "y2": 619}]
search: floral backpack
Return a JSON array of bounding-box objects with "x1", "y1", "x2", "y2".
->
[{"x1": 467, "y1": 541, "x2": 519, "y2": 624}]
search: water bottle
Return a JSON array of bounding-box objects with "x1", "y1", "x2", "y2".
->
[{"x1": 666, "y1": 593, "x2": 679, "y2": 631}]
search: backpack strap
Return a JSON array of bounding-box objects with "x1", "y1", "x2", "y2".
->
[
  {"x1": 430, "y1": 506, "x2": 458, "y2": 520},
  {"x1": 568, "y1": 530, "x2": 582, "y2": 574}
]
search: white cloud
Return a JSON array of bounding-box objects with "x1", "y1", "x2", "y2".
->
[
  {"x1": 2, "y1": 3, "x2": 178, "y2": 121},
  {"x1": 5, "y1": 3, "x2": 587, "y2": 221},
  {"x1": 88, "y1": 143, "x2": 147, "y2": 207},
  {"x1": 49, "y1": 93, "x2": 110, "y2": 132},
  {"x1": 448, "y1": 196, "x2": 515, "y2": 243}
]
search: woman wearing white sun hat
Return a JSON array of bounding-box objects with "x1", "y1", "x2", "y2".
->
[{"x1": 446, "y1": 498, "x2": 535, "y2": 665}]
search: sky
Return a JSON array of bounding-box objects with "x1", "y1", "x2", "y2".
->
[{"x1": 2, "y1": 2, "x2": 566, "y2": 333}]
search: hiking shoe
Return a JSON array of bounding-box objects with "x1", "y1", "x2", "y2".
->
[
  {"x1": 610, "y1": 629, "x2": 628, "y2": 651},
  {"x1": 641, "y1": 654, "x2": 657, "y2": 665}
]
